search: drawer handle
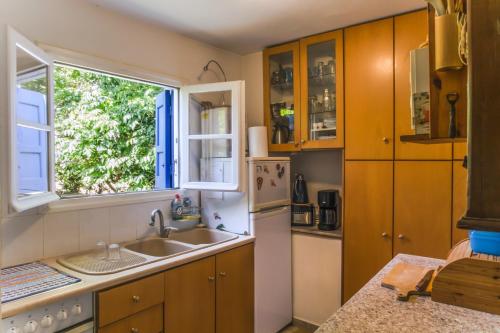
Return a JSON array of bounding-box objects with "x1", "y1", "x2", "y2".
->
[
  {"x1": 208, "y1": 276, "x2": 215, "y2": 281},
  {"x1": 219, "y1": 272, "x2": 227, "y2": 277},
  {"x1": 382, "y1": 137, "x2": 390, "y2": 144},
  {"x1": 131, "y1": 328, "x2": 139, "y2": 333},
  {"x1": 398, "y1": 234, "x2": 405, "y2": 240},
  {"x1": 381, "y1": 232, "x2": 388, "y2": 238},
  {"x1": 132, "y1": 295, "x2": 141, "y2": 303}
]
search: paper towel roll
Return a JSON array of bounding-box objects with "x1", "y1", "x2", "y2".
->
[{"x1": 248, "y1": 126, "x2": 269, "y2": 157}]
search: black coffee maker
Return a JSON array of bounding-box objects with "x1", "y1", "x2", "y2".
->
[{"x1": 318, "y1": 190, "x2": 340, "y2": 230}]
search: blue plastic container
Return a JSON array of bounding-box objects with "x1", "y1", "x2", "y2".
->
[{"x1": 469, "y1": 230, "x2": 500, "y2": 256}]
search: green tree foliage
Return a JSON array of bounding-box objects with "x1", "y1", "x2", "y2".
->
[{"x1": 54, "y1": 66, "x2": 163, "y2": 195}]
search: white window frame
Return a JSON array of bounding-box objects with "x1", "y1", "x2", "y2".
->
[
  {"x1": 179, "y1": 80, "x2": 245, "y2": 191},
  {"x1": 7, "y1": 27, "x2": 59, "y2": 212}
]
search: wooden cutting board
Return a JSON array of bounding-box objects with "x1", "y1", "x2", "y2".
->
[{"x1": 381, "y1": 262, "x2": 435, "y2": 301}]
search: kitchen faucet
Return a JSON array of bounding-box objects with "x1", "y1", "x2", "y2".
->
[{"x1": 149, "y1": 209, "x2": 178, "y2": 238}]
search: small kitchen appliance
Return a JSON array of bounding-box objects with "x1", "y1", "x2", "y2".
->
[
  {"x1": 292, "y1": 173, "x2": 309, "y2": 204},
  {"x1": 318, "y1": 189, "x2": 340, "y2": 231},
  {"x1": 291, "y1": 203, "x2": 315, "y2": 226}
]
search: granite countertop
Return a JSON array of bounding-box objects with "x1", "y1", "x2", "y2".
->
[
  {"x1": 316, "y1": 254, "x2": 500, "y2": 333},
  {"x1": 291, "y1": 225, "x2": 342, "y2": 239},
  {"x1": 1, "y1": 236, "x2": 254, "y2": 318}
]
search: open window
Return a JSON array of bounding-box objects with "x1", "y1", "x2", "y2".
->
[
  {"x1": 180, "y1": 81, "x2": 245, "y2": 191},
  {"x1": 7, "y1": 27, "x2": 58, "y2": 212}
]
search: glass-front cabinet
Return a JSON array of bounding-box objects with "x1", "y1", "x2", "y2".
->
[
  {"x1": 263, "y1": 30, "x2": 344, "y2": 151},
  {"x1": 300, "y1": 30, "x2": 344, "y2": 149},
  {"x1": 263, "y1": 42, "x2": 301, "y2": 151}
]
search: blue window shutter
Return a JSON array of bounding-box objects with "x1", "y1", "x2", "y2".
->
[
  {"x1": 155, "y1": 90, "x2": 173, "y2": 189},
  {"x1": 16, "y1": 88, "x2": 48, "y2": 193}
]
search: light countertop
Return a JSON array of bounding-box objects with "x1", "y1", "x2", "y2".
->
[
  {"x1": 291, "y1": 225, "x2": 342, "y2": 239},
  {"x1": 1, "y1": 236, "x2": 254, "y2": 318},
  {"x1": 316, "y1": 254, "x2": 500, "y2": 333}
]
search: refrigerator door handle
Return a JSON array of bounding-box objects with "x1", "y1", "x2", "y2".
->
[{"x1": 252, "y1": 206, "x2": 290, "y2": 219}]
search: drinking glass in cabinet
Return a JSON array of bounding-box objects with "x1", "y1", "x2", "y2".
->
[
  {"x1": 269, "y1": 51, "x2": 295, "y2": 144},
  {"x1": 307, "y1": 40, "x2": 337, "y2": 141}
]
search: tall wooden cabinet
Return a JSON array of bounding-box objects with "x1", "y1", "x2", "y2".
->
[
  {"x1": 394, "y1": 161, "x2": 452, "y2": 258},
  {"x1": 453, "y1": 161, "x2": 469, "y2": 245},
  {"x1": 345, "y1": 18, "x2": 394, "y2": 160},
  {"x1": 343, "y1": 161, "x2": 393, "y2": 302},
  {"x1": 343, "y1": 10, "x2": 457, "y2": 303}
]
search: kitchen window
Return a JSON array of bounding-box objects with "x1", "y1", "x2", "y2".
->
[{"x1": 7, "y1": 27, "x2": 244, "y2": 213}]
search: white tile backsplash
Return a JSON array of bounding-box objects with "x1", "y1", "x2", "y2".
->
[
  {"x1": 1, "y1": 195, "x2": 193, "y2": 267},
  {"x1": 1, "y1": 214, "x2": 44, "y2": 267},
  {"x1": 79, "y1": 208, "x2": 110, "y2": 251},
  {"x1": 43, "y1": 211, "x2": 79, "y2": 257}
]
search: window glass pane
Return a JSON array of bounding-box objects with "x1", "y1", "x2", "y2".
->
[
  {"x1": 188, "y1": 139, "x2": 232, "y2": 183},
  {"x1": 16, "y1": 46, "x2": 49, "y2": 125},
  {"x1": 189, "y1": 91, "x2": 232, "y2": 135},
  {"x1": 53, "y1": 65, "x2": 175, "y2": 196},
  {"x1": 307, "y1": 40, "x2": 337, "y2": 141},
  {"x1": 17, "y1": 127, "x2": 49, "y2": 197},
  {"x1": 269, "y1": 51, "x2": 295, "y2": 144}
]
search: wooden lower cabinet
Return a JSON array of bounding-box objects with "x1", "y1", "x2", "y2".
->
[
  {"x1": 215, "y1": 243, "x2": 254, "y2": 333},
  {"x1": 394, "y1": 161, "x2": 452, "y2": 258},
  {"x1": 97, "y1": 244, "x2": 254, "y2": 333},
  {"x1": 343, "y1": 161, "x2": 393, "y2": 303},
  {"x1": 453, "y1": 161, "x2": 469, "y2": 245},
  {"x1": 164, "y1": 243, "x2": 254, "y2": 333},
  {"x1": 99, "y1": 304, "x2": 163, "y2": 333},
  {"x1": 164, "y1": 257, "x2": 216, "y2": 333}
]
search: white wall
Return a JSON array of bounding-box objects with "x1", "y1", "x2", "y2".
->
[
  {"x1": 241, "y1": 51, "x2": 264, "y2": 128},
  {"x1": 0, "y1": 0, "x2": 244, "y2": 267}
]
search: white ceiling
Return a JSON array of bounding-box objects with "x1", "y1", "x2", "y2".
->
[{"x1": 88, "y1": 0, "x2": 425, "y2": 55}]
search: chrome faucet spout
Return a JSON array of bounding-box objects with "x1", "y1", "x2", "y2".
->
[{"x1": 150, "y1": 209, "x2": 177, "y2": 238}]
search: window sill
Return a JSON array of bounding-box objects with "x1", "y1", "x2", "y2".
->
[{"x1": 42, "y1": 190, "x2": 181, "y2": 213}]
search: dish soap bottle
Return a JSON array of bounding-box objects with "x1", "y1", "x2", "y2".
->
[{"x1": 171, "y1": 194, "x2": 183, "y2": 220}]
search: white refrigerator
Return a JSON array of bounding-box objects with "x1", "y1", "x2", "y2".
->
[{"x1": 201, "y1": 157, "x2": 292, "y2": 333}]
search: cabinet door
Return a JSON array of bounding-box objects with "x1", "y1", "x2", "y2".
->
[
  {"x1": 345, "y1": 19, "x2": 394, "y2": 160},
  {"x1": 180, "y1": 81, "x2": 244, "y2": 191},
  {"x1": 300, "y1": 30, "x2": 344, "y2": 149},
  {"x1": 395, "y1": 11, "x2": 452, "y2": 160},
  {"x1": 164, "y1": 257, "x2": 216, "y2": 333},
  {"x1": 453, "y1": 142, "x2": 467, "y2": 161},
  {"x1": 263, "y1": 42, "x2": 301, "y2": 152},
  {"x1": 394, "y1": 161, "x2": 452, "y2": 258},
  {"x1": 453, "y1": 161, "x2": 469, "y2": 245},
  {"x1": 216, "y1": 244, "x2": 254, "y2": 333},
  {"x1": 343, "y1": 161, "x2": 393, "y2": 302}
]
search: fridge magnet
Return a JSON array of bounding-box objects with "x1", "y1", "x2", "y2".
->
[{"x1": 257, "y1": 177, "x2": 263, "y2": 190}]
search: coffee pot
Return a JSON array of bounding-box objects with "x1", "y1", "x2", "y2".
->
[{"x1": 292, "y1": 173, "x2": 309, "y2": 204}]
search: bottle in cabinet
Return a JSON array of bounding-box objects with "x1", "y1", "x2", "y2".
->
[
  {"x1": 300, "y1": 30, "x2": 344, "y2": 149},
  {"x1": 263, "y1": 42, "x2": 301, "y2": 151}
]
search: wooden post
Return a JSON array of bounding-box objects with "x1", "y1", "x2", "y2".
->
[{"x1": 458, "y1": 0, "x2": 500, "y2": 231}]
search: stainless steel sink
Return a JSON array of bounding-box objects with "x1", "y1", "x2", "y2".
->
[
  {"x1": 124, "y1": 239, "x2": 194, "y2": 257},
  {"x1": 168, "y1": 228, "x2": 238, "y2": 245}
]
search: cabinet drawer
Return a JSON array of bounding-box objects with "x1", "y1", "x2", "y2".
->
[
  {"x1": 98, "y1": 274, "x2": 164, "y2": 327},
  {"x1": 99, "y1": 304, "x2": 163, "y2": 333}
]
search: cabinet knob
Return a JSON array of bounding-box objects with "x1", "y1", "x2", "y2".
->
[
  {"x1": 381, "y1": 232, "x2": 388, "y2": 238},
  {"x1": 131, "y1": 328, "x2": 139, "y2": 333},
  {"x1": 208, "y1": 276, "x2": 215, "y2": 281},
  {"x1": 382, "y1": 137, "x2": 390, "y2": 144},
  {"x1": 301, "y1": 139, "x2": 306, "y2": 144},
  {"x1": 132, "y1": 295, "x2": 140, "y2": 303},
  {"x1": 219, "y1": 272, "x2": 227, "y2": 277},
  {"x1": 398, "y1": 234, "x2": 405, "y2": 240}
]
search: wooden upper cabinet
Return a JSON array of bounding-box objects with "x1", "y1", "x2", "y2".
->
[
  {"x1": 263, "y1": 42, "x2": 301, "y2": 152},
  {"x1": 216, "y1": 244, "x2": 254, "y2": 333},
  {"x1": 343, "y1": 161, "x2": 393, "y2": 302},
  {"x1": 453, "y1": 161, "x2": 469, "y2": 245},
  {"x1": 395, "y1": 11, "x2": 452, "y2": 160},
  {"x1": 345, "y1": 18, "x2": 394, "y2": 160},
  {"x1": 394, "y1": 161, "x2": 452, "y2": 258},
  {"x1": 164, "y1": 257, "x2": 216, "y2": 333},
  {"x1": 300, "y1": 30, "x2": 344, "y2": 149}
]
